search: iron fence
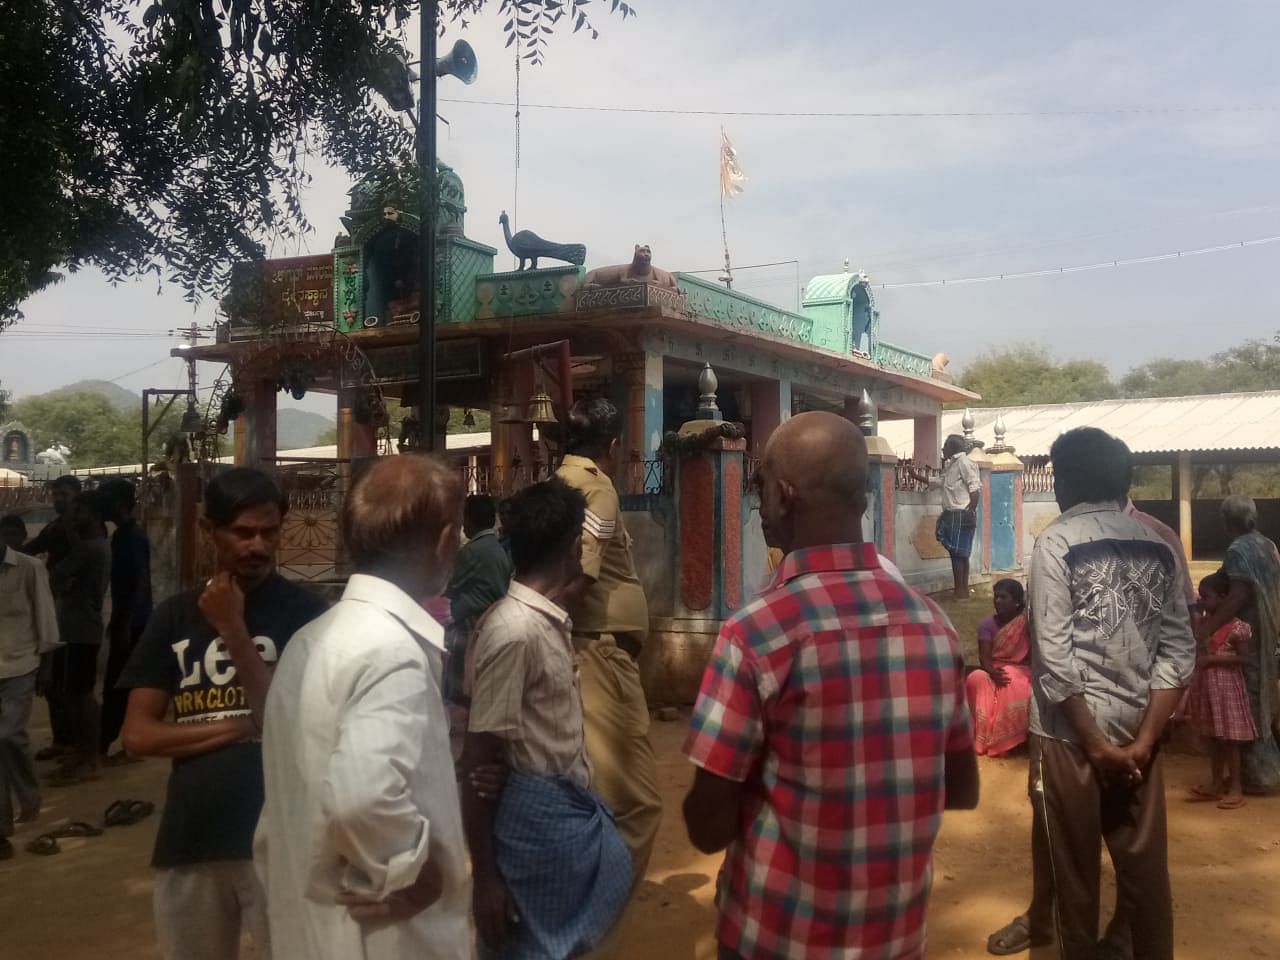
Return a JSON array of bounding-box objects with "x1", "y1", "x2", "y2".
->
[
  {"x1": 1023, "y1": 463, "x2": 1055, "y2": 494},
  {"x1": 895, "y1": 459, "x2": 940, "y2": 492}
]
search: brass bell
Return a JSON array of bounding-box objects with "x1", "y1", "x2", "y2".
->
[{"x1": 525, "y1": 388, "x2": 558, "y2": 426}]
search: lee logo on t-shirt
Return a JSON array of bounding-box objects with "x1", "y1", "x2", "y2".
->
[{"x1": 170, "y1": 635, "x2": 279, "y2": 723}]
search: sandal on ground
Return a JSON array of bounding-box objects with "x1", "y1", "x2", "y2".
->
[
  {"x1": 987, "y1": 914, "x2": 1051, "y2": 955},
  {"x1": 1217, "y1": 795, "x2": 1247, "y2": 810},
  {"x1": 47, "y1": 821, "x2": 104, "y2": 839},
  {"x1": 1185, "y1": 784, "x2": 1221, "y2": 802},
  {"x1": 24, "y1": 834, "x2": 60, "y2": 856},
  {"x1": 104, "y1": 799, "x2": 155, "y2": 827}
]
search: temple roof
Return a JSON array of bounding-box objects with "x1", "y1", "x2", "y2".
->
[{"x1": 802, "y1": 271, "x2": 872, "y2": 304}]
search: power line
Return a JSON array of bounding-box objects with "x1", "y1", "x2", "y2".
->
[
  {"x1": 683, "y1": 259, "x2": 799, "y2": 275},
  {"x1": 441, "y1": 97, "x2": 1280, "y2": 120},
  {"x1": 872, "y1": 234, "x2": 1280, "y2": 290}
]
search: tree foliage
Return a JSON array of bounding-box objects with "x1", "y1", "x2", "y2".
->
[
  {"x1": 0, "y1": 0, "x2": 635, "y2": 330},
  {"x1": 961, "y1": 333, "x2": 1280, "y2": 408},
  {"x1": 957, "y1": 345, "x2": 1118, "y2": 407},
  {"x1": 9, "y1": 390, "x2": 175, "y2": 468}
]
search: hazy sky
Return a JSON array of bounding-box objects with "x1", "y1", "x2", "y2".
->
[{"x1": 5, "y1": 0, "x2": 1280, "y2": 420}]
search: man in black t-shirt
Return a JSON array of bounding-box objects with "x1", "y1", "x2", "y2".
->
[{"x1": 119, "y1": 467, "x2": 327, "y2": 960}]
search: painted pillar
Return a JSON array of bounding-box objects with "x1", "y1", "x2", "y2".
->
[
  {"x1": 236, "y1": 379, "x2": 278, "y2": 468},
  {"x1": 1177, "y1": 451, "x2": 1194, "y2": 560},
  {"x1": 864, "y1": 434, "x2": 898, "y2": 561},
  {"x1": 914, "y1": 414, "x2": 942, "y2": 468},
  {"x1": 674, "y1": 433, "x2": 747, "y2": 619},
  {"x1": 336, "y1": 388, "x2": 378, "y2": 462},
  {"x1": 616, "y1": 351, "x2": 664, "y2": 494},
  {"x1": 748, "y1": 379, "x2": 790, "y2": 459},
  {"x1": 969, "y1": 448, "x2": 993, "y2": 578},
  {"x1": 987, "y1": 451, "x2": 1025, "y2": 571}
]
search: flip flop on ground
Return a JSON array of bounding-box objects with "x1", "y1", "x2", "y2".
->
[
  {"x1": 104, "y1": 800, "x2": 155, "y2": 828},
  {"x1": 1217, "y1": 795, "x2": 1247, "y2": 810},
  {"x1": 1185, "y1": 784, "x2": 1221, "y2": 802},
  {"x1": 24, "y1": 835, "x2": 60, "y2": 856},
  {"x1": 987, "y1": 914, "x2": 1053, "y2": 955},
  {"x1": 46, "y1": 821, "x2": 104, "y2": 839}
]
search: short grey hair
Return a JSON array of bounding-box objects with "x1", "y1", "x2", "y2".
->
[{"x1": 1222, "y1": 494, "x2": 1258, "y2": 529}]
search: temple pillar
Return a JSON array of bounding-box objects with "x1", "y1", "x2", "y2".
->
[
  {"x1": 914, "y1": 414, "x2": 941, "y2": 468},
  {"x1": 748, "y1": 379, "x2": 790, "y2": 460},
  {"x1": 987, "y1": 451, "x2": 1025, "y2": 571},
  {"x1": 615, "y1": 351, "x2": 663, "y2": 494},
  {"x1": 864, "y1": 434, "x2": 898, "y2": 561},
  {"x1": 1177, "y1": 451, "x2": 1194, "y2": 559},
  {"x1": 236, "y1": 379, "x2": 278, "y2": 469},
  {"x1": 674, "y1": 431, "x2": 746, "y2": 620},
  {"x1": 336, "y1": 387, "x2": 378, "y2": 461}
]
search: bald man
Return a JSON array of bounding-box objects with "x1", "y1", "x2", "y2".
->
[
  {"x1": 258, "y1": 456, "x2": 470, "y2": 960},
  {"x1": 682, "y1": 412, "x2": 979, "y2": 960}
]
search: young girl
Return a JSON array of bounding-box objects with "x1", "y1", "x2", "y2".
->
[{"x1": 1188, "y1": 571, "x2": 1258, "y2": 809}]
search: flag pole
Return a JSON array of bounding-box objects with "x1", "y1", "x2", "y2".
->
[{"x1": 719, "y1": 126, "x2": 734, "y2": 289}]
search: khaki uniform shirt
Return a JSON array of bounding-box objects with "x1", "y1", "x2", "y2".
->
[
  {"x1": 556, "y1": 454, "x2": 648, "y2": 637},
  {"x1": 469, "y1": 581, "x2": 590, "y2": 788}
]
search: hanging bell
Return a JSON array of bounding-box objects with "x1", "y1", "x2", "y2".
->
[
  {"x1": 525, "y1": 387, "x2": 558, "y2": 426},
  {"x1": 179, "y1": 403, "x2": 204, "y2": 434},
  {"x1": 462, "y1": 407, "x2": 476, "y2": 428}
]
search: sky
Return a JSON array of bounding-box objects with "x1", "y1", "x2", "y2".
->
[{"x1": 4, "y1": 0, "x2": 1280, "y2": 420}]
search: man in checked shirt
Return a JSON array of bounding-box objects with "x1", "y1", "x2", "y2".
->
[{"x1": 683, "y1": 411, "x2": 979, "y2": 960}]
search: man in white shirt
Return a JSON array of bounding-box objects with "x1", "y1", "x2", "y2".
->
[
  {"x1": 0, "y1": 516, "x2": 60, "y2": 857},
  {"x1": 462, "y1": 479, "x2": 631, "y2": 959},
  {"x1": 910, "y1": 434, "x2": 982, "y2": 600},
  {"x1": 257, "y1": 456, "x2": 467, "y2": 960}
]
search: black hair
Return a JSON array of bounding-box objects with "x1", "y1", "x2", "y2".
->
[
  {"x1": 463, "y1": 494, "x2": 497, "y2": 531},
  {"x1": 1049, "y1": 428, "x2": 1133, "y2": 507},
  {"x1": 72, "y1": 491, "x2": 107, "y2": 521},
  {"x1": 503, "y1": 478, "x2": 586, "y2": 575},
  {"x1": 203, "y1": 467, "x2": 288, "y2": 527},
  {"x1": 50, "y1": 474, "x2": 81, "y2": 494},
  {"x1": 0, "y1": 513, "x2": 26, "y2": 535},
  {"x1": 563, "y1": 397, "x2": 622, "y2": 459},
  {"x1": 1200, "y1": 570, "x2": 1231, "y2": 598},
  {"x1": 993, "y1": 578, "x2": 1025, "y2": 606},
  {"x1": 97, "y1": 478, "x2": 137, "y2": 515}
]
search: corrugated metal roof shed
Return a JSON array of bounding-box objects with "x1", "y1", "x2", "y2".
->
[{"x1": 878, "y1": 391, "x2": 1280, "y2": 459}]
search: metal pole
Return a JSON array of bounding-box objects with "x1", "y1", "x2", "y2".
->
[
  {"x1": 417, "y1": 3, "x2": 439, "y2": 453},
  {"x1": 142, "y1": 391, "x2": 151, "y2": 478}
]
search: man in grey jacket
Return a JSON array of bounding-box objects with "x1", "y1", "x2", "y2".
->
[{"x1": 1027, "y1": 427, "x2": 1194, "y2": 960}]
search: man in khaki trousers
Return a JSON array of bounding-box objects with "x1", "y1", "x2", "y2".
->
[{"x1": 557, "y1": 398, "x2": 663, "y2": 958}]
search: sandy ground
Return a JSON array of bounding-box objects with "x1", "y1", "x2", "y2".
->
[
  {"x1": 2, "y1": 570, "x2": 1274, "y2": 959},
  {"x1": 2, "y1": 713, "x2": 1278, "y2": 960}
]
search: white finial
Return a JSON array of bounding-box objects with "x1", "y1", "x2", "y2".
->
[
  {"x1": 842, "y1": 258, "x2": 850, "y2": 273},
  {"x1": 696, "y1": 363, "x2": 722, "y2": 421},
  {"x1": 962, "y1": 408, "x2": 975, "y2": 439}
]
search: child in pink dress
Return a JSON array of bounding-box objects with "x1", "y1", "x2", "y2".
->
[{"x1": 1188, "y1": 571, "x2": 1258, "y2": 810}]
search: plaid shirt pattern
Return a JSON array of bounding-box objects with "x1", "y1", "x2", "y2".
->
[{"x1": 684, "y1": 543, "x2": 971, "y2": 960}]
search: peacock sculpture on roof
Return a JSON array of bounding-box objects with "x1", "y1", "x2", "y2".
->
[{"x1": 498, "y1": 211, "x2": 586, "y2": 270}]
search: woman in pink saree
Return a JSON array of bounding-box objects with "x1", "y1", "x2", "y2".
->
[{"x1": 966, "y1": 578, "x2": 1032, "y2": 756}]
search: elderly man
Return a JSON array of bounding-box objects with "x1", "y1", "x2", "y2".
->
[
  {"x1": 683, "y1": 411, "x2": 979, "y2": 959},
  {"x1": 463, "y1": 478, "x2": 631, "y2": 959},
  {"x1": 1028, "y1": 428, "x2": 1194, "y2": 960},
  {"x1": 258, "y1": 456, "x2": 469, "y2": 960}
]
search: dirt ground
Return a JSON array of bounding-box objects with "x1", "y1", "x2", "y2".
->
[
  {"x1": 2, "y1": 715, "x2": 1278, "y2": 960},
  {"x1": 3, "y1": 575, "x2": 1277, "y2": 959}
]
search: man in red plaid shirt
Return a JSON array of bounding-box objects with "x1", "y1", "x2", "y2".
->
[{"x1": 682, "y1": 412, "x2": 980, "y2": 960}]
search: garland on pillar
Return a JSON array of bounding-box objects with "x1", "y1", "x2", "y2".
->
[{"x1": 658, "y1": 421, "x2": 746, "y2": 459}]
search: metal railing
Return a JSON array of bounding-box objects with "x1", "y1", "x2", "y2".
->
[
  {"x1": 895, "y1": 459, "x2": 940, "y2": 492},
  {"x1": 873, "y1": 342, "x2": 936, "y2": 378},
  {"x1": 1024, "y1": 463, "x2": 1055, "y2": 494}
]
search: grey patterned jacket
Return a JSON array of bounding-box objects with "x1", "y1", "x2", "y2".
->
[{"x1": 1028, "y1": 501, "x2": 1196, "y2": 746}]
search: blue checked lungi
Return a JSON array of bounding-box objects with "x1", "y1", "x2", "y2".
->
[
  {"x1": 479, "y1": 772, "x2": 633, "y2": 960},
  {"x1": 936, "y1": 508, "x2": 977, "y2": 559}
]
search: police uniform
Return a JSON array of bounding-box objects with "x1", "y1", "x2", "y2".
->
[{"x1": 556, "y1": 455, "x2": 663, "y2": 904}]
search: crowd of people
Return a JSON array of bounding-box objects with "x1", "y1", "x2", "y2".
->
[{"x1": 1, "y1": 397, "x2": 1278, "y2": 960}]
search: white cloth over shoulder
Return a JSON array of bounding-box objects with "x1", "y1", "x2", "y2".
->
[{"x1": 256, "y1": 574, "x2": 468, "y2": 960}]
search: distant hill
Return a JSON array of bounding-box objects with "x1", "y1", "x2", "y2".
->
[
  {"x1": 50, "y1": 379, "x2": 139, "y2": 413},
  {"x1": 41, "y1": 380, "x2": 336, "y2": 450}
]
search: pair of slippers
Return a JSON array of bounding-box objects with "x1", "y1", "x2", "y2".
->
[{"x1": 24, "y1": 800, "x2": 156, "y2": 857}]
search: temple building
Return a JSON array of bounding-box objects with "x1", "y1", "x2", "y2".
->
[{"x1": 184, "y1": 163, "x2": 975, "y2": 484}]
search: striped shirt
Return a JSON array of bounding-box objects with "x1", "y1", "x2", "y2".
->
[{"x1": 684, "y1": 543, "x2": 971, "y2": 959}]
